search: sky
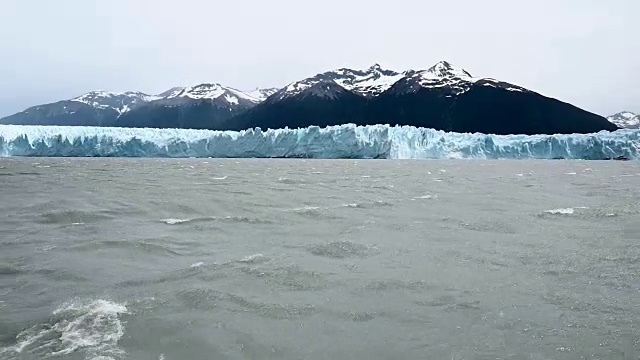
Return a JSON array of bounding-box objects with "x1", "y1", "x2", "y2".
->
[{"x1": 0, "y1": 0, "x2": 637, "y2": 117}]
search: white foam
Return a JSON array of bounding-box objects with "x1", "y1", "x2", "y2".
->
[
  {"x1": 39, "y1": 245, "x2": 57, "y2": 251},
  {"x1": 190, "y1": 262, "x2": 204, "y2": 268},
  {"x1": 342, "y1": 203, "x2": 361, "y2": 208},
  {"x1": 2, "y1": 299, "x2": 128, "y2": 359},
  {"x1": 238, "y1": 254, "x2": 264, "y2": 263},
  {"x1": 212, "y1": 176, "x2": 228, "y2": 180},
  {"x1": 285, "y1": 206, "x2": 321, "y2": 212},
  {"x1": 161, "y1": 218, "x2": 190, "y2": 225},
  {"x1": 418, "y1": 195, "x2": 437, "y2": 199},
  {"x1": 544, "y1": 208, "x2": 575, "y2": 215}
]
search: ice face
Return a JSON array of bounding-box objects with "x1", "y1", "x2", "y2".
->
[{"x1": 0, "y1": 124, "x2": 638, "y2": 160}]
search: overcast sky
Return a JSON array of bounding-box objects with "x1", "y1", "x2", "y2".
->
[{"x1": 0, "y1": 0, "x2": 637, "y2": 117}]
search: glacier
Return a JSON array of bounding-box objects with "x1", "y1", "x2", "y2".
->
[{"x1": 0, "y1": 124, "x2": 638, "y2": 160}]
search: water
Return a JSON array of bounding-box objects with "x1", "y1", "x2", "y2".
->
[{"x1": 0, "y1": 158, "x2": 639, "y2": 360}]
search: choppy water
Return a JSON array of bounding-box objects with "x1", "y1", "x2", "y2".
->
[{"x1": 0, "y1": 158, "x2": 639, "y2": 360}]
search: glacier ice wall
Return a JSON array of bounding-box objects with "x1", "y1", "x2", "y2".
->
[{"x1": 0, "y1": 124, "x2": 638, "y2": 160}]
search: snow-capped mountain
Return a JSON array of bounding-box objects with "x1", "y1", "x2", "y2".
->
[
  {"x1": 162, "y1": 83, "x2": 262, "y2": 104},
  {"x1": 229, "y1": 60, "x2": 616, "y2": 135},
  {"x1": 389, "y1": 61, "x2": 529, "y2": 96},
  {"x1": 113, "y1": 84, "x2": 282, "y2": 129},
  {"x1": 0, "y1": 90, "x2": 163, "y2": 127},
  {"x1": 270, "y1": 64, "x2": 403, "y2": 102},
  {"x1": 71, "y1": 91, "x2": 161, "y2": 115},
  {"x1": 269, "y1": 61, "x2": 529, "y2": 102},
  {"x1": 0, "y1": 85, "x2": 279, "y2": 128},
  {"x1": 607, "y1": 111, "x2": 639, "y2": 129}
]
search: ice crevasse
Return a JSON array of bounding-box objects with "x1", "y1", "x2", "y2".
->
[{"x1": 0, "y1": 124, "x2": 638, "y2": 160}]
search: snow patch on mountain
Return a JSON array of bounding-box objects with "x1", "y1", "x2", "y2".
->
[
  {"x1": 302, "y1": 81, "x2": 354, "y2": 100},
  {"x1": 69, "y1": 85, "x2": 279, "y2": 113},
  {"x1": 399, "y1": 61, "x2": 529, "y2": 96},
  {"x1": 478, "y1": 79, "x2": 528, "y2": 93},
  {"x1": 607, "y1": 111, "x2": 639, "y2": 129},
  {"x1": 244, "y1": 88, "x2": 279, "y2": 101},
  {"x1": 224, "y1": 94, "x2": 239, "y2": 105},
  {"x1": 333, "y1": 64, "x2": 404, "y2": 97},
  {"x1": 157, "y1": 87, "x2": 185, "y2": 99},
  {"x1": 71, "y1": 91, "x2": 161, "y2": 114},
  {"x1": 425, "y1": 61, "x2": 473, "y2": 79},
  {"x1": 282, "y1": 81, "x2": 315, "y2": 98},
  {"x1": 275, "y1": 64, "x2": 403, "y2": 101},
  {"x1": 73, "y1": 91, "x2": 161, "y2": 104},
  {"x1": 165, "y1": 83, "x2": 259, "y2": 103}
]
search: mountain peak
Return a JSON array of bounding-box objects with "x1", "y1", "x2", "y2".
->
[
  {"x1": 167, "y1": 83, "x2": 228, "y2": 100},
  {"x1": 69, "y1": 90, "x2": 160, "y2": 114},
  {"x1": 330, "y1": 63, "x2": 396, "y2": 77},
  {"x1": 611, "y1": 111, "x2": 637, "y2": 118},
  {"x1": 426, "y1": 61, "x2": 472, "y2": 78},
  {"x1": 191, "y1": 83, "x2": 225, "y2": 91},
  {"x1": 162, "y1": 83, "x2": 271, "y2": 105},
  {"x1": 390, "y1": 61, "x2": 484, "y2": 96},
  {"x1": 607, "y1": 111, "x2": 639, "y2": 129},
  {"x1": 72, "y1": 90, "x2": 116, "y2": 102},
  {"x1": 275, "y1": 64, "x2": 403, "y2": 100}
]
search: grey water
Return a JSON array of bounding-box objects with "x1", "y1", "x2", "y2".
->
[{"x1": 0, "y1": 158, "x2": 639, "y2": 360}]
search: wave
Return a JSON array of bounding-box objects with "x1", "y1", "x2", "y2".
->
[
  {"x1": 160, "y1": 215, "x2": 272, "y2": 225},
  {"x1": 70, "y1": 239, "x2": 183, "y2": 256},
  {"x1": 0, "y1": 299, "x2": 128, "y2": 359},
  {"x1": 237, "y1": 253, "x2": 266, "y2": 263},
  {"x1": 0, "y1": 124, "x2": 638, "y2": 159}
]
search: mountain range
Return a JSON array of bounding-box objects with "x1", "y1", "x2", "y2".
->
[{"x1": 0, "y1": 61, "x2": 620, "y2": 135}]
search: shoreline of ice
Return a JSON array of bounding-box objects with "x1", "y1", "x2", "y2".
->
[{"x1": 0, "y1": 124, "x2": 638, "y2": 160}]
